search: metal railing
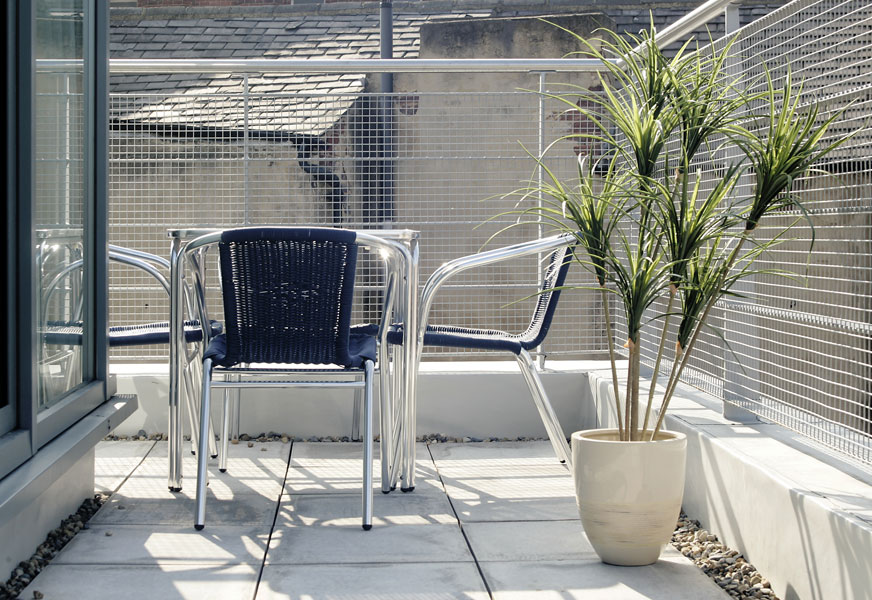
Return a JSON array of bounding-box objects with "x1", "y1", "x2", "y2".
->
[
  {"x1": 104, "y1": 0, "x2": 872, "y2": 466},
  {"x1": 633, "y1": 0, "x2": 872, "y2": 467},
  {"x1": 107, "y1": 63, "x2": 609, "y2": 361}
]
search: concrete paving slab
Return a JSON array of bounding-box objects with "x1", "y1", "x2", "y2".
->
[
  {"x1": 96, "y1": 439, "x2": 158, "y2": 459},
  {"x1": 120, "y1": 445, "x2": 289, "y2": 498},
  {"x1": 51, "y1": 524, "x2": 270, "y2": 566},
  {"x1": 91, "y1": 488, "x2": 279, "y2": 527},
  {"x1": 146, "y1": 439, "x2": 291, "y2": 459},
  {"x1": 277, "y1": 491, "x2": 457, "y2": 527},
  {"x1": 480, "y1": 553, "x2": 730, "y2": 599},
  {"x1": 428, "y1": 441, "x2": 563, "y2": 465},
  {"x1": 256, "y1": 561, "x2": 490, "y2": 600},
  {"x1": 21, "y1": 564, "x2": 258, "y2": 600},
  {"x1": 284, "y1": 465, "x2": 447, "y2": 496},
  {"x1": 26, "y1": 440, "x2": 741, "y2": 599},
  {"x1": 464, "y1": 520, "x2": 596, "y2": 561},
  {"x1": 434, "y1": 462, "x2": 572, "y2": 480},
  {"x1": 285, "y1": 442, "x2": 445, "y2": 496},
  {"x1": 265, "y1": 523, "x2": 473, "y2": 565},
  {"x1": 114, "y1": 467, "x2": 286, "y2": 500},
  {"x1": 440, "y1": 466, "x2": 578, "y2": 523},
  {"x1": 290, "y1": 441, "x2": 426, "y2": 461},
  {"x1": 94, "y1": 440, "x2": 155, "y2": 493}
]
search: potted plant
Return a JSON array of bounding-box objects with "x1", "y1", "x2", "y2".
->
[{"x1": 502, "y1": 24, "x2": 849, "y2": 566}]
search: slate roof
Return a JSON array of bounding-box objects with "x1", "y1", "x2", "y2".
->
[
  {"x1": 109, "y1": 1, "x2": 788, "y2": 137},
  {"x1": 110, "y1": 9, "x2": 493, "y2": 136}
]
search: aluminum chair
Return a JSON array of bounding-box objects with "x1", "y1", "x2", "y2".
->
[
  {"x1": 186, "y1": 227, "x2": 397, "y2": 531},
  {"x1": 380, "y1": 233, "x2": 577, "y2": 469},
  {"x1": 40, "y1": 246, "x2": 223, "y2": 454}
]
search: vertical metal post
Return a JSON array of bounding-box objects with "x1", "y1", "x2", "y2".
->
[
  {"x1": 380, "y1": 0, "x2": 395, "y2": 224},
  {"x1": 168, "y1": 236, "x2": 183, "y2": 491},
  {"x1": 725, "y1": 2, "x2": 740, "y2": 35},
  {"x1": 536, "y1": 72, "x2": 547, "y2": 370},
  {"x1": 722, "y1": 2, "x2": 757, "y2": 423},
  {"x1": 380, "y1": 1, "x2": 393, "y2": 95},
  {"x1": 243, "y1": 73, "x2": 250, "y2": 225}
]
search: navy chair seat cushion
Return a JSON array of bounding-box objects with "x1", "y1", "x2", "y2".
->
[
  {"x1": 351, "y1": 323, "x2": 524, "y2": 355},
  {"x1": 204, "y1": 331, "x2": 377, "y2": 369},
  {"x1": 44, "y1": 320, "x2": 223, "y2": 347}
]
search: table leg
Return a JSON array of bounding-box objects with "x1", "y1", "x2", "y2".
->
[
  {"x1": 401, "y1": 239, "x2": 419, "y2": 492},
  {"x1": 168, "y1": 237, "x2": 183, "y2": 492}
]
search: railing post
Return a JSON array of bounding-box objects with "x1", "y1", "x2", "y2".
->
[
  {"x1": 722, "y1": 1, "x2": 758, "y2": 423},
  {"x1": 536, "y1": 71, "x2": 547, "y2": 370},
  {"x1": 243, "y1": 73, "x2": 250, "y2": 225}
]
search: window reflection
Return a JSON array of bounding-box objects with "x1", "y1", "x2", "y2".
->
[{"x1": 35, "y1": 0, "x2": 87, "y2": 411}]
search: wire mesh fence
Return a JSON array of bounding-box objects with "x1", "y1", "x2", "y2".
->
[
  {"x1": 629, "y1": 0, "x2": 872, "y2": 466},
  {"x1": 107, "y1": 0, "x2": 872, "y2": 466},
  {"x1": 108, "y1": 83, "x2": 605, "y2": 362}
]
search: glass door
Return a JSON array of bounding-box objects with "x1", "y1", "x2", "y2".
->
[
  {"x1": 0, "y1": 2, "x2": 12, "y2": 438},
  {"x1": 1, "y1": 0, "x2": 108, "y2": 480},
  {"x1": 34, "y1": 0, "x2": 88, "y2": 413},
  {"x1": 30, "y1": 0, "x2": 109, "y2": 448}
]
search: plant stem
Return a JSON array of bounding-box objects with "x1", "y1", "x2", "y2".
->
[
  {"x1": 642, "y1": 287, "x2": 675, "y2": 437},
  {"x1": 601, "y1": 285, "x2": 625, "y2": 440},
  {"x1": 626, "y1": 338, "x2": 641, "y2": 440},
  {"x1": 653, "y1": 234, "x2": 750, "y2": 437},
  {"x1": 624, "y1": 339, "x2": 633, "y2": 441}
]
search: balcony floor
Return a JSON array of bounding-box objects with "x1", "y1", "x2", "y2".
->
[{"x1": 23, "y1": 440, "x2": 729, "y2": 599}]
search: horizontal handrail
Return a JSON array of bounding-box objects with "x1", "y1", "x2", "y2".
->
[
  {"x1": 108, "y1": 57, "x2": 612, "y2": 75},
  {"x1": 649, "y1": 0, "x2": 739, "y2": 50}
]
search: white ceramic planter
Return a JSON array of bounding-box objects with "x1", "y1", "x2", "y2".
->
[{"x1": 571, "y1": 428, "x2": 687, "y2": 566}]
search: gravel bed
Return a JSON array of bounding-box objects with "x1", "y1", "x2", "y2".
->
[
  {"x1": 672, "y1": 513, "x2": 780, "y2": 600},
  {"x1": 103, "y1": 430, "x2": 546, "y2": 443},
  {"x1": 0, "y1": 493, "x2": 107, "y2": 600}
]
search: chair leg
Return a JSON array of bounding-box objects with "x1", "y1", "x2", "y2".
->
[
  {"x1": 195, "y1": 358, "x2": 213, "y2": 530},
  {"x1": 182, "y1": 362, "x2": 199, "y2": 456},
  {"x1": 219, "y1": 387, "x2": 230, "y2": 473},
  {"x1": 185, "y1": 358, "x2": 219, "y2": 459},
  {"x1": 515, "y1": 349, "x2": 572, "y2": 466},
  {"x1": 378, "y1": 341, "x2": 393, "y2": 493},
  {"x1": 351, "y1": 383, "x2": 362, "y2": 442},
  {"x1": 362, "y1": 360, "x2": 374, "y2": 530}
]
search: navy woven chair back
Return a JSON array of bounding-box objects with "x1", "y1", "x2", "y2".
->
[
  {"x1": 216, "y1": 227, "x2": 361, "y2": 367},
  {"x1": 517, "y1": 243, "x2": 575, "y2": 351}
]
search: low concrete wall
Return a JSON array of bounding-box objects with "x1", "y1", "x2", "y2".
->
[
  {"x1": 0, "y1": 450, "x2": 94, "y2": 581},
  {"x1": 111, "y1": 360, "x2": 594, "y2": 439},
  {"x1": 585, "y1": 368, "x2": 872, "y2": 600}
]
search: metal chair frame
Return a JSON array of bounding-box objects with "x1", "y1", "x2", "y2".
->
[
  {"x1": 40, "y1": 245, "x2": 221, "y2": 456},
  {"x1": 412, "y1": 232, "x2": 577, "y2": 467},
  {"x1": 182, "y1": 227, "x2": 402, "y2": 531}
]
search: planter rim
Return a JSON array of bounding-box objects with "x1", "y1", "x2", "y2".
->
[{"x1": 571, "y1": 428, "x2": 686, "y2": 444}]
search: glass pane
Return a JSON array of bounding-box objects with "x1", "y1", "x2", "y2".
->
[
  {"x1": 34, "y1": 0, "x2": 87, "y2": 412},
  {"x1": 1, "y1": 2, "x2": 9, "y2": 433}
]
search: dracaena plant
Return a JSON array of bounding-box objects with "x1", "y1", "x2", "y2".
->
[{"x1": 495, "y1": 23, "x2": 850, "y2": 442}]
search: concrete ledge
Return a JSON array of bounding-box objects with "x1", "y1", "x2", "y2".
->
[
  {"x1": 110, "y1": 361, "x2": 592, "y2": 439},
  {"x1": 585, "y1": 368, "x2": 872, "y2": 600},
  {"x1": 0, "y1": 395, "x2": 138, "y2": 577}
]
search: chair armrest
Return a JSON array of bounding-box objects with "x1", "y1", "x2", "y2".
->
[
  {"x1": 417, "y1": 232, "x2": 576, "y2": 343},
  {"x1": 109, "y1": 245, "x2": 170, "y2": 270},
  {"x1": 109, "y1": 252, "x2": 170, "y2": 295}
]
